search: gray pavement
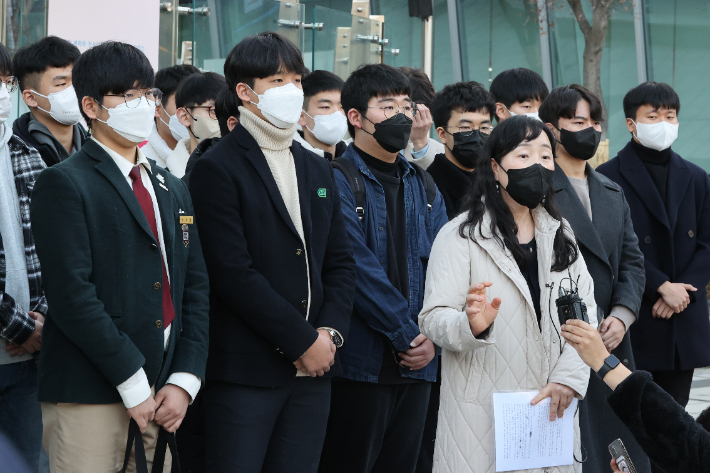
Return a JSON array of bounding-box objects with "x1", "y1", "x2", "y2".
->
[{"x1": 686, "y1": 367, "x2": 710, "y2": 418}]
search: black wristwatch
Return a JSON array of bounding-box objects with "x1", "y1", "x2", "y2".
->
[{"x1": 595, "y1": 354, "x2": 621, "y2": 380}]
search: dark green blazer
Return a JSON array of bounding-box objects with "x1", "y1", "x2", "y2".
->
[{"x1": 30, "y1": 139, "x2": 209, "y2": 404}]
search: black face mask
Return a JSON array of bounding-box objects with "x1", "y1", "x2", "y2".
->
[
  {"x1": 499, "y1": 163, "x2": 555, "y2": 209},
  {"x1": 447, "y1": 130, "x2": 488, "y2": 169},
  {"x1": 363, "y1": 113, "x2": 413, "y2": 153},
  {"x1": 559, "y1": 126, "x2": 602, "y2": 161}
]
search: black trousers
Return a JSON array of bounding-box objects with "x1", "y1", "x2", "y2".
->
[
  {"x1": 204, "y1": 377, "x2": 331, "y2": 473},
  {"x1": 415, "y1": 364, "x2": 440, "y2": 473},
  {"x1": 319, "y1": 378, "x2": 431, "y2": 473},
  {"x1": 173, "y1": 391, "x2": 205, "y2": 473}
]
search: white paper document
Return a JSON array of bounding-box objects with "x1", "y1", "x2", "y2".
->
[{"x1": 493, "y1": 391, "x2": 577, "y2": 472}]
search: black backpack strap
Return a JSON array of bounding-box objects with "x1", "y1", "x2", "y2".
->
[
  {"x1": 410, "y1": 162, "x2": 437, "y2": 211},
  {"x1": 122, "y1": 419, "x2": 180, "y2": 473},
  {"x1": 332, "y1": 157, "x2": 366, "y2": 220}
]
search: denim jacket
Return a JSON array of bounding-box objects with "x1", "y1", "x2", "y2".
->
[{"x1": 334, "y1": 144, "x2": 448, "y2": 382}]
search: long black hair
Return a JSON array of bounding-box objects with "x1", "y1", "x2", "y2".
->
[{"x1": 458, "y1": 116, "x2": 578, "y2": 272}]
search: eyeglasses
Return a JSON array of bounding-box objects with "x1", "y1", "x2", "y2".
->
[
  {"x1": 367, "y1": 101, "x2": 418, "y2": 119},
  {"x1": 0, "y1": 76, "x2": 18, "y2": 93},
  {"x1": 443, "y1": 124, "x2": 494, "y2": 136},
  {"x1": 104, "y1": 88, "x2": 162, "y2": 108},
  {"x1": 188, "y1": 106, "x2": 217, "y2": 120}
]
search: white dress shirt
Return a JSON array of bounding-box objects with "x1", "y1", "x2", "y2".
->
[{"x1": 92, "y1": 138, "x2": 201, "y2": 408}]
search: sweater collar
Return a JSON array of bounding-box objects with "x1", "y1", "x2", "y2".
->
[
  {"x1": 429, "y1": 153, "x2": 472, "y2": 193},
  {"x1": 239, "y1": 106, "x2": 295, "y2": 152}
]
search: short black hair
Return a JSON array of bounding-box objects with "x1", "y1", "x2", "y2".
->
[
  {"x1": 302, "y1": 70, "x2": 344, "y2": 110},
  {"x1": 175, "y1": 72, "x2": 227, "y2": 109},
  {"x1": 0, "y1": 42, "x2": 11, "y2": 76},
  {"x1": 215, "y1": 87, "x2": 240, "y2": 137},
  {"x1": 155, "y1": 64, "x2": 200, "y2": 101},
  {"x1": 539, "y1": 84, "x2": 604, "y2": 128},
  {"x1": 431, "y1": 81, "x2": 496, "y2": 129},
  {"x1": 73, "y1": 41, "x2": 154, "y2": 125},
  {"x1": 12, "y1": 36, "x2": 81, "y2": 91},
  {"x1": 490, "y1": 68, "x2": 549, "y2": 114},
  {"x1": 341, "y1": 63, "x2": 411, "y2": 137},
  {"x1": 623, "y1": 81, "x2": 681, "y2": 120},
  {"x1": 224, "y1": 32, "x2": 307, "y2": 104},
  {"x1": 400, "y1": 67, "x2": 435, "y2": 109}
]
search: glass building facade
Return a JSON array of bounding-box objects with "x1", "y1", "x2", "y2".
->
[{"x1": 6, "y1": 0, "x2": 710, "y2": 171}]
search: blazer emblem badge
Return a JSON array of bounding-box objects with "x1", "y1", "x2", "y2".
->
[
  {"x1": 317, "y1": 188, "x2": 327, "y2": 198},
  {"x1": 182, "y1": 224, "x2": 189, "y2": 247}
]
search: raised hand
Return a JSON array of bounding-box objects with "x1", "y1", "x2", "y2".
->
[{"x1": 465, "y1": 281, "x2": 501, "y2": 336}]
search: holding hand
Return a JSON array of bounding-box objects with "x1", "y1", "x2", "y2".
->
[
  {"x1": 398, "y1": 333, "x2": 436, "y2": 371},
  {"x1": 466, "y1": 282, "x2": 501, "y2": 336},
  {"x1": 599, "y1": 317, "x2": 625, "y2": 351},
  {"x1": 561, "y1": 319, "x2": 609, "y2": 372},
  {"x1": 127, "y1": 395, "x2": 156, "y2": 433},
  {"x1": 154, "y1": 384, "x2": 191, "y2": 433},
  {"x1": 531, "y1": 382, "x2": 577, "y2": 421},
  {"x1": 658, "y1": 281, "x2": 696, "y2": 313},
  {"x1": 409, "y1": 104, "x2": 433, "y2": 152},
  {"x1": 652, "y1": 298, "x2": 675, "y2": 319},
  {"x1": 298, "y1": 330, "x2": 336, "y2": 377}
]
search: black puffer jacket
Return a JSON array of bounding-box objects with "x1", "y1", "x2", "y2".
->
[{"x1": 608, "y1": 371, "x2": 710, "y2": 472}]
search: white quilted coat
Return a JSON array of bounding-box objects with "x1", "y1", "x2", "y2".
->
[{"x1": 419, "y1": 207, "x2": 596, "y2": 473}]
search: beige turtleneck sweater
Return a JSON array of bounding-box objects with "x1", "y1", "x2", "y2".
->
[{"x1": 239, "y1": 106, "x2": 312, "y2": 323}]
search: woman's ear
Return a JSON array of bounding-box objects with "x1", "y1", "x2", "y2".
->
[{"x1": 490, "y1": 157, "x2": 499, "y2": 179}]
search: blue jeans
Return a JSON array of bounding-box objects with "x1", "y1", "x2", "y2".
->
[{"x1": 0, "y1": 359, "x2": 42, "y2": 472}]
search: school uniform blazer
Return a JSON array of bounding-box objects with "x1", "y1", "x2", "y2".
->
[
  {"x1": 188, "y1": 123, "x2": 356, "y2": 388},
  {"x1": 30, "y1": 139, "x2": 210, "y2": 404},
  {"x1": 597, "y1": 142, "x2": 710, "y2": 371}
]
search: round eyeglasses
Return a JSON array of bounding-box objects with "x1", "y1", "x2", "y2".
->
[{"x1": 104, "y1": 88, "x2": 162, "y2": 108}]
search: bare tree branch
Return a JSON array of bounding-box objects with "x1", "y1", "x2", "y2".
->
[{"x1": 567, "y1": 0, "x2": 592, "y2": 35}]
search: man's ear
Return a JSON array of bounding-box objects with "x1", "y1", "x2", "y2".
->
[
  {"x1": 435, "y1": 126, "x2": 447, "y2": 144},
  {"x1": 495, "y1": 102, "x2": 507, "y2": 122},
  {"x1": 22, "y1": 89, "x2": 38, "y2": 108},
  {"x1": 176, "y1": 107, "x2": 191, "y2": 128},
  {"x1": 545, "y1": 122, "x2": 559, "y2": 140},
  {"x1": 227, "y1": 116, "x2": 238, "y2": 132},
  {"x1": 155, "y1": 103, "x2": 162, "y2": 119},
  {"x1": 236, "y1": 83, "x2": 252, "y2": 104},
  {"x1": 347, "y1": 108, "x2": 362, "y2": 132},
  {"x1": 626, "y1": 117, "x2": 636, "y2": 134},
  {"x1": 299, "y1": 110, "x2": 307, "y2": 128},
  {"x1": 81, "y1": 96, "x2": 99, "y2": 120}
]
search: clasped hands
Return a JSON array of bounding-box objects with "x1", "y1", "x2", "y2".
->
[
  {"x1": 127, "y1": 384, "x2": 191, "y2": 434},
  {"x1": 653, "y1": 281, "x2": 697, "y2": 319}
]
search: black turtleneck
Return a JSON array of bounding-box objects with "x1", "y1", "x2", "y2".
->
[
  {"x1": 427, "y1": 153, "x2": 474, "y2": 219},
  {"x1": 353, "y1": 145, "x2": 416, "y2": 384},
  {"x1": 631, "y1": 139, "x2": 671, "y2": 202}
]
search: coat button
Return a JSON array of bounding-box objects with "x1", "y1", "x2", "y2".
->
[
  {"x1": 379, "y1": 226, "x2": 384, "y2": 231},
  {"x1": 150, "y1": 243, "x2": 158, "y2": 250},
  {"x1": 644, "y1": 236, "x2": 651, "y2": 244},
  {"x1": 689, "y1": 230, "x2": 695, "y2": 238},
  {"x1": 380, "y1": 261, "x2": 385, "y2": 266},
  {"x1": 155, "y1": 320, "x2": 163, "y2": 328},
  {"x1": 296, "y1": 249, "x2": 303, "y2": 256},
  {"x1": 623, "y1": 359, "x2": 629, "y2": 365},
  {"x1": 154, "y1": 282, "x2": 162, "y2": 290},
  {"x1": 300, "y1": 300, "x2": 307, "y2": 308}
]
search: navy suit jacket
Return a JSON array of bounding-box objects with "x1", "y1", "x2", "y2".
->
[
  {"x1": 189, "y1": 124, "x2": 356, "y2": 387},
  {"x1": 597, "y1": 141, "x2": 710, "y2": 371}
]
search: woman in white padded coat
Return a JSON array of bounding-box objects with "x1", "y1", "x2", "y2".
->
[{"x1": 419, "y1": 116, "x2": 596, "y2": 473}]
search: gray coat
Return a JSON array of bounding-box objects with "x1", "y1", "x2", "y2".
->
[{"x1": 553, "y1": 164, "x2": 650, "y2": 473}]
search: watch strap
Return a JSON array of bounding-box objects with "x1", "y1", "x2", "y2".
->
[{"x1": 596, "y1": 354, "x2": 621, "y2": 380}]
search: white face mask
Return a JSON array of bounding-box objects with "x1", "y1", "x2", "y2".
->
[
  {"x1": 305, "y1": 111, "x2": 347, "y2": 146},
  {"x1": 505, "y1": 105, "x2": 541, "y2": 121},
  {"x1": 97, "y1": 97, "x2": 156, "y2": 143},
  {"x1": 632, "y1": 120, "x2": 679, "y2": 151},
  {"x1": 160, "y1": 113, "x2": 190, "y2": 141},
  {"x1": 31, "y1": 85, "x2": 82, "y2": 125},
  {"x1": 248, "y1": 83, "x2": 304, "y2": 129},
  {"x1": 0, "y1": 84, "x2": 12, "y2": 124},
  {"x1": 190, "y1": 115, "x2": 221, "y2": 142}
]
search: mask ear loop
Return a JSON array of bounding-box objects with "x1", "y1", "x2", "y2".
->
[
  {"x1": 630, "y1": 119, "x2": 640, "y2": 142},
  {"x1": 244, "y1": 84, "x2": 261, "y2": 108},
  {"x1": 183, "y1": 108, "x2": 201, "y2": 141}
]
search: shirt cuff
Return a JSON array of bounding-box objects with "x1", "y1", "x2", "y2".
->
[
  {"x1": 166, "y1": 372, "x2": 202, "y2": 404},
  {"x1": 411, "y1": 141, "x2": 430, "y2": 159},
  {"x1": 609, "y1": 305, "x2": 636, "y2": 331},
  {"x1": 116, "y1": 368, "x2": 151, "y2": 409}
]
